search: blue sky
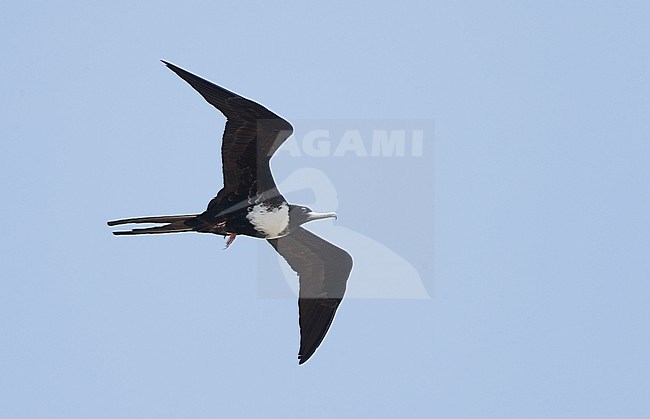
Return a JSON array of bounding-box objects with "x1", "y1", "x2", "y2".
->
[{"x1": 2, "y1": 1, "x2": 650, "y2": 417}]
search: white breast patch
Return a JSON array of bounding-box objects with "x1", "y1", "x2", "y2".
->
[{"x1": 246, "y1": 203, "x2": 290, "y2": 238}]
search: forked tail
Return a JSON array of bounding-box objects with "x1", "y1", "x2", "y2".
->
[{"x1": 107, "y1": 214, "x2": 200, "y2": 235}]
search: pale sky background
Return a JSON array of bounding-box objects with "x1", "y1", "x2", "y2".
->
[{"x1": 2, "y1": 1, "x2": 650, "y2": 418}]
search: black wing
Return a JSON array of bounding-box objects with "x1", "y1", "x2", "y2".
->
[
  {"x1": 161, "y1": 61, "x2": 293, "y2": 207},
  {"x1": 268, "y1": 227, "x2": 353, "y2": 364}
]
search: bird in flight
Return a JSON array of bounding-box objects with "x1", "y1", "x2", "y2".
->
[{"x1": 108, "y1": 61, "x2": 353, "y2": 364}]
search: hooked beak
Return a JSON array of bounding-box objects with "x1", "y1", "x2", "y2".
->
[{"x1": 307, "y1": 211, "x2": 338, "y2": 222}]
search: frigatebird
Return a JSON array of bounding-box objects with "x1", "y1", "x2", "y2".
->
[{"x1": 108, "y1": 61, "x2": 352, "y2": 364}]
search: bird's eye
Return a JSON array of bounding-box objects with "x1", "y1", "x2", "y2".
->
[{"x1": 302, "y1": 208, "x2": 308, "y2": 213}]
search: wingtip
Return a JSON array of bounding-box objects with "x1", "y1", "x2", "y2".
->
[
  {"x1": 160, "y1": 59, "x2": 174, "y2": 69},
  {"x1": 161, "y1": 60, "x2": 187, "y2": 76},
  {"x1": 298, "y1": 352, "x2": 313, "y2": 365}
]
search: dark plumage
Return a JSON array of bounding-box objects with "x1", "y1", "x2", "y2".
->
[
  {"x1": 108, "y1": 61, "x2": 353, "y2": 364},
  {"x1": 269, "y1": 228, "x2": 352, "y2": 364}
]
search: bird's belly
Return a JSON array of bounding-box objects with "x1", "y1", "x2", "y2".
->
[{"x1": 246, "y1": 203, "x2": 290, "y2": 238}]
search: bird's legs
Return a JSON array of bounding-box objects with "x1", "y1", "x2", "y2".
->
[
  {"x1": 216, "y1": 220, "x2": 237, "y2": 250},
  {"x1": 224, "y1": 233, "x2": 237, "y2": 249}
]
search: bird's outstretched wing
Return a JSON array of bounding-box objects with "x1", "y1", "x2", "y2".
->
[
  {"x1": 161, "y1": 61, "x2": 293, "y2": 204},
  {"x1": 268, "y1": 227, "x2": 353, "y2": 364}
]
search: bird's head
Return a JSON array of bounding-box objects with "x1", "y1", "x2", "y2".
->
[{"x1": 288, "y1": 205, "x2": 337, "y2": 230}]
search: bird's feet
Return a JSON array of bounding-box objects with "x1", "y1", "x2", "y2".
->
[{"x1": 224, "y1": 233, "x2": 237, "y2": 250}]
